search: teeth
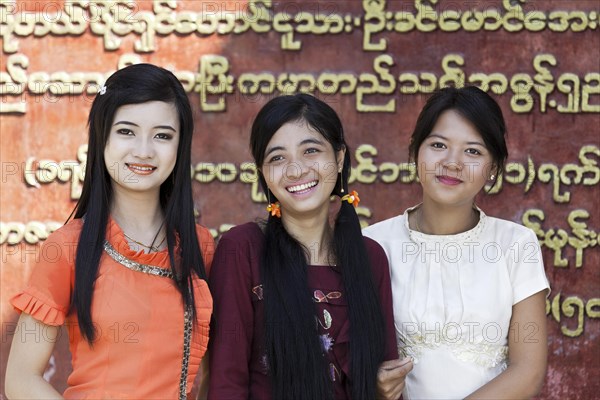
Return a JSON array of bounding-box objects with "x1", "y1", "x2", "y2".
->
[
  {"x1": 128, "y1": 164, "x2": 154, "y2": 171},
  {"x1": 287, "y1": 181, "x2": 317, "y2": 193}
]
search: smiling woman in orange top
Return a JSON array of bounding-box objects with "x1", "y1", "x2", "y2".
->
[{"x1": 5, "y1": 64, "x2": 214, "y2": 400}]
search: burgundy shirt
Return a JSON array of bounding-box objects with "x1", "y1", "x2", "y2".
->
[{"x1": 208, "y1": 222, "x2": 398, "y2": 399}]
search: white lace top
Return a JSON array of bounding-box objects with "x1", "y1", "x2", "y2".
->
[{"x1": 363, "y1": 205, "x2": 550, "y2": 400}]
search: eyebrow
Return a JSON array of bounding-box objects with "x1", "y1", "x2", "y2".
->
[
  {"x1": 264, "y1": 138, "x2": 326, "y2": 157},
  {"x1": 428, "y1": 133, "x2": 486, "y2": 147},
  {"x1": 113, "y1": 121, "x2": 177, "y2": 132},
  {"x1": 265, "y1": 145, "x2": 285, "y2": 157}
]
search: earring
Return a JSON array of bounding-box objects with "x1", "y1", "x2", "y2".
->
[
  {"x1": 341, "y1": 190, "x2": 360, "y2": 207},
  {"x1": 266, "y1": 202, "x2": 281, "y2": 218},
  {"x1": 338, "y1": 167, "x2": 344, "y2": 194},
  {"x1": 266, "y1": 190, "x2": 281, "y2": 218},
  {"x1": 490, "y1": 174, "x2": 495, "y2": 180}
]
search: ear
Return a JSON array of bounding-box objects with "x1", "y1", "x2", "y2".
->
[
  {"x1": 488, "y1": 164, "x2": 499, "y2": 180},
  {"x1": 336, "y1": 145, "x2": 346, "y2": 172}
]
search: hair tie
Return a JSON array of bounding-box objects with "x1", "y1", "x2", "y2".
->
[
  {"x1": 341, "y1": 190, "x2": 360, "y2": 208},
  {"x1": 266, "y1": 202, "x2": 281, "y2": 218}
]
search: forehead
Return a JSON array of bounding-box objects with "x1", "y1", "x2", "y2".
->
[
  {"x1": 268, "y1": 121, "x2": 324, "y2": 146},
  {"x1": 429, "y1": 109, "x2": 483, "y2": 143},
  {"x1": 113, "y1": 101, "x2": 179, "y2": 126}
]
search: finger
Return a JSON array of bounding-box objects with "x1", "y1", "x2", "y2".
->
[
  {"x1": 398, "y1": 360, "x2": 413, "y2": 376},
  {"x1": 379, "y1": 359, "x2": 402, "y2": 370},
  {"x1": 381, "y1": 361, "x2": 413, "y2": 379},
  {"x1": 380, "y1": 357, "x2": 413, "y2": 371},
  {"x1": 397, "y1": 356, "x2": 413, "y2": 367},
  {"x1": 390, "y1": 383, "x2": 404, "y2": 400}
]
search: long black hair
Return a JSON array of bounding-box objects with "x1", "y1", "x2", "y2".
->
[
  {"x1": 409, "y1": 86, "x2": 508, "y2": 189},
  {"x1": 250, "y1": 93, "x2": 386, "y2": 399},
  {"x1": 71, "y1": 63, "x2": 207, "y2": 343}
]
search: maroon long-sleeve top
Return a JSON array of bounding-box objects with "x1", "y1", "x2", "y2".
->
[{"x1": 207, "y1": 222, "x2": 398, "y2": 399}]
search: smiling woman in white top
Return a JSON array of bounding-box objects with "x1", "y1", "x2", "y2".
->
[{"x1": 364, "y1": 86, "x2": 550, "y2": 400}]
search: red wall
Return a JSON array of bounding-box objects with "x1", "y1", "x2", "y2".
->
[{"x1": 1, "y1": 1, "x2": 598, "y2": 398}]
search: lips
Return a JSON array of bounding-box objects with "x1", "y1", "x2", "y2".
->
[
  {"x1": 287, "y1": 180, "x2": 318, "y2": 193},
  {"x1": 436, "y1": 175, "x2": 462, "y2": 185},
  {"x1": 126, "y1": 163, "x2": 157, "y2": 175}
]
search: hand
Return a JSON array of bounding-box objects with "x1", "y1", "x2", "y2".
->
[{"x1": 376, "y1": 357, "x2": 413, "y2": 400}]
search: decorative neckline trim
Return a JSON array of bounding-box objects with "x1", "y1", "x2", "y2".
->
[
  {"x1": 103, "y1": 241, "x2": 174, "y2": 278},
  {"x1": 405, "y1": 204, "x2": 487, "y2": 244}
]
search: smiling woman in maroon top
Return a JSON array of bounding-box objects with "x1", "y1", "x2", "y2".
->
[{"x1": 207, "y1": 94, "x2": 408, "y2": 400}]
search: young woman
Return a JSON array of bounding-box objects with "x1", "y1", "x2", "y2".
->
[
  {"x1": 207, "y1": 93, "x2": 405, "y2": 399},
  {"x1": 364, "y1": 86, "x2": 550, "y2": 399},
  {"x1": 5, "y1": 64, "x2": 214, "y2": 399}
]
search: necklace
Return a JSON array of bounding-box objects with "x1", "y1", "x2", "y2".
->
[{"x1": 123, "y1": 231, "x2": 166, "y2": 252}]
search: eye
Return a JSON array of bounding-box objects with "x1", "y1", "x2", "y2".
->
[
  {"x1": 466, "y1": 148, "x2": 482, "y2": 155},
  {"x1": 117, "y1": 128, "x2": 133, "y2": 136},
  {"x1": 267, "y1": 155, "x2": 284, "y2": 163},
  {"x1": 430, "y1": 142, "x2": 446, "y2": 149},
  {"x1": 305, "y1": 147, "x2": 321, "y2": 155},
  {"x1": 155, "y1": 133, "x2": 173, "y2": 140}
]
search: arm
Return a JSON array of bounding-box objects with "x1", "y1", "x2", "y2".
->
[
  {"x1": 367, "y1": 239, "x2": 414, "y2": 400},
  {"x1": 207, "y1": 233, "x2": 255, "y2": 399},
  {"x1": 195, "y1": 351, "x2": 210, "y2": 400},
  {"x1": 465, "y1": 290, "x2": 548, "y2": 399},
  {"x1": 5, "y1": 313, "x2": 64, "y2": 399}
]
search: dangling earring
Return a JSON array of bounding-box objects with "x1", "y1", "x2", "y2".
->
[
  {"x1": 266, "y1": 190, "x2": 281, "y2": 218},
  {"x1": 338, "y1": 167, "x2": 344, "y2": 194}
]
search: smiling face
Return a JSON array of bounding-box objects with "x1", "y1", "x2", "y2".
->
[
  {"x1": 261, "y1": 120, "x2": 344, "y2": 218},
  {"x1": 417, "y1": 109, "x2": 494, "y2": 208},
  {"x1": 104, "y1": 101, "x2": 180, "y2": 198}
]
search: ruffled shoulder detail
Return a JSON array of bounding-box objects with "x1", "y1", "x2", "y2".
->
[
  {"x1": 195, "y1": 224, "x2": 215, "y2": 275},
  {"x1": 11, "y1": 290, "x2": 67, "y2": 326}
]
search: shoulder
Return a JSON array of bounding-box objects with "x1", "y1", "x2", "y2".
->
[
  {"x1": 43, "y1": 218, "x2": 83, "y2": 247},
  {"x1": 362, "y1": 214, "x2": 407, "y2": 242},
  {"x1": 218, "y1": 222, "x2": 264, "y2": 247},
  {"x1": 362, "y1": 236, "x2": 386, "y2": 258},
  {"x1": 210, "y1": 223, "x2": 263, "y2": 281},
  {"x1": 362, "y1": 236, "x2": 389, "y2": 274},
  {"x1": 195, "y1": 224, "x2": 215, "y2": 247},
  {"x1": 195, "y1": 224, "x2": 216, "y2": 272},
  {"x1": 484, "y1": 215, "x2": 538, "y2": 243}
]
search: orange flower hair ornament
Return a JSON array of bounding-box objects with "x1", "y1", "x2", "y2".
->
[
  {"x1": 266, "y1": 202, "x2": 281, "y2": 218},
  {"x1": 341, "y1": 190, "x2": 360, "y2": 208}
]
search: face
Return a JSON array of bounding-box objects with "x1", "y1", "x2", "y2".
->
[
  {"x1": 261, "y1": 121, "x2": 344, "y2": 218},
  {"x1": 104, "y1": 101, "x2": 180, "y2": 198},
  {"x1": 417, "y1": 109, "x2": 494, "y2": 208}
]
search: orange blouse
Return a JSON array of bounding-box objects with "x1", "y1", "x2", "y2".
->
[{"x1": 11, "y1": 218, "x2": 214, "y2": 399}]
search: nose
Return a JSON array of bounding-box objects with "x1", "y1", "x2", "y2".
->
[
  {"x1": 283, "y1": 158, "x2": 312, "y2": 181},
  {"x1": 131, "y1": 136, "x2": 155, "y2": 159},
  {"x1": 441, "y1": 149, "x2": 464, "y2": 174}
]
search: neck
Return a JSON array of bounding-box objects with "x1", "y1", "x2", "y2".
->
[
  {"x1": 415, "y1": 199, "x2": 479, "y2": 235},
  {"x1": 110, "y1": 187, "x2": 164, "y2": 240},
  {"x1": 281, "y1": 207, "x2": 333, "y2": 265}
]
